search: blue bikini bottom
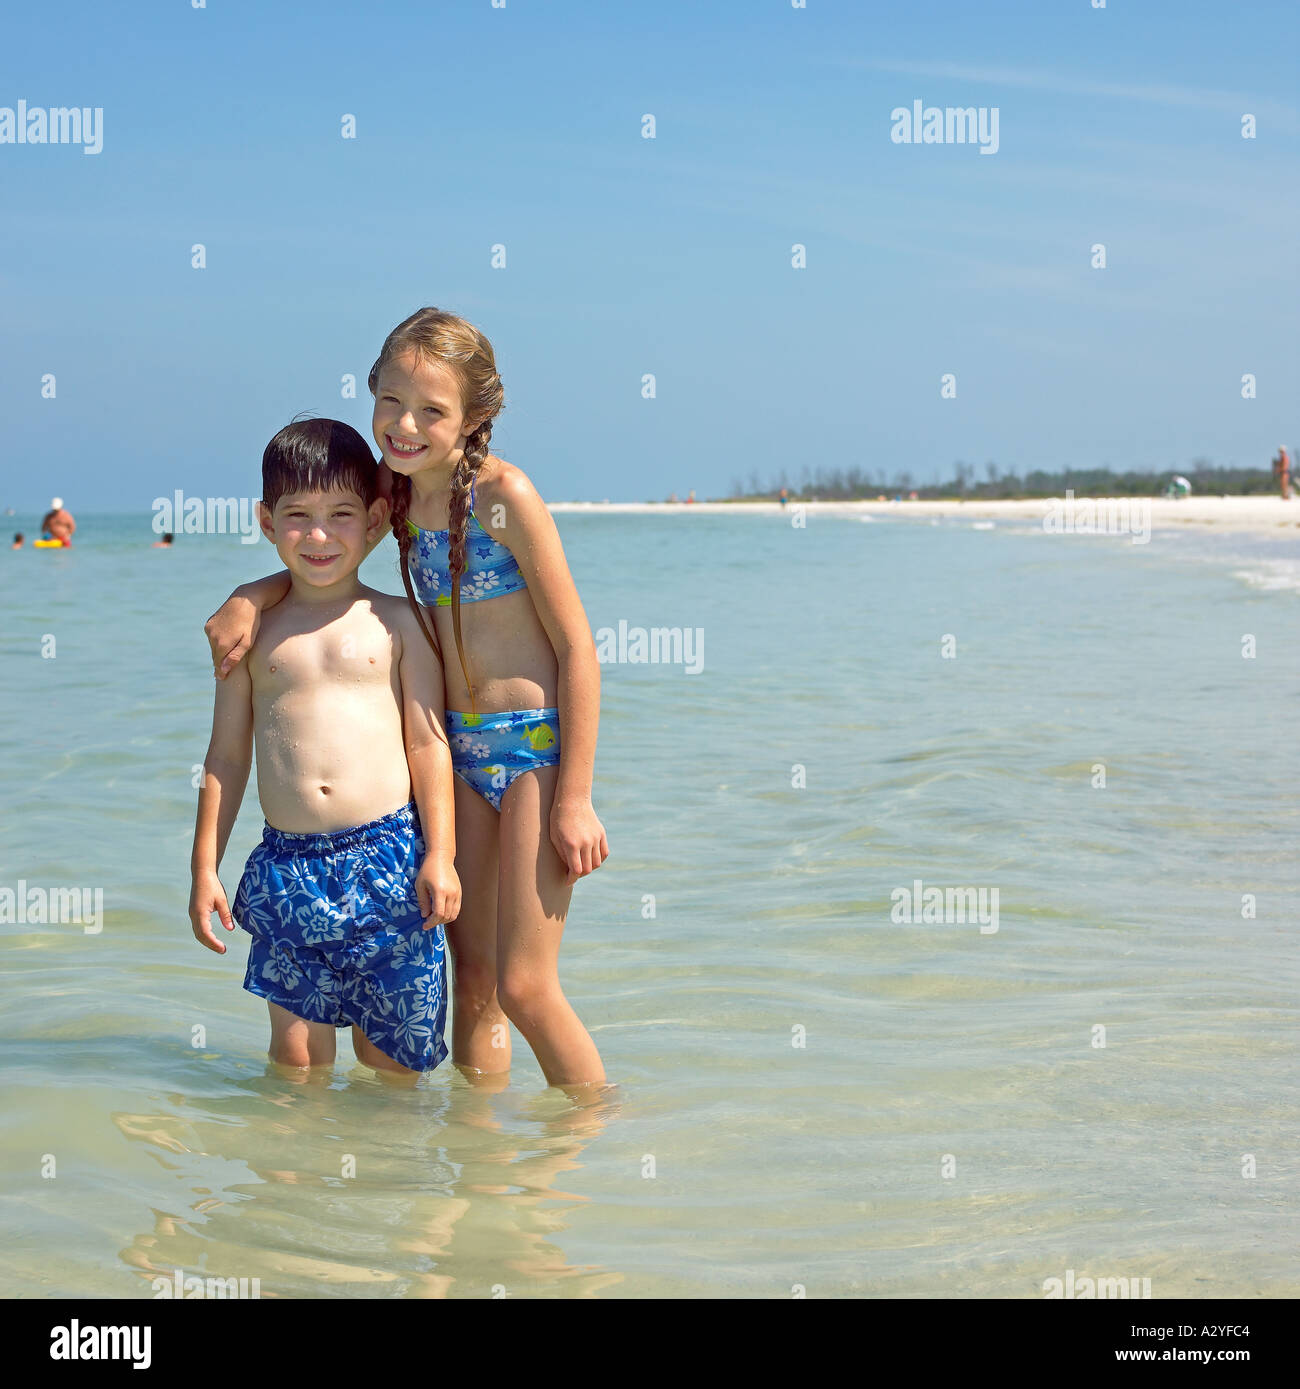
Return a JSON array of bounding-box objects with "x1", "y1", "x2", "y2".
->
[{"x1": 445, "y1": 707, "x2": 560, "y2": 811}]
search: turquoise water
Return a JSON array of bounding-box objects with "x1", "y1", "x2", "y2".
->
[{"x1": 2, "y1": 509, "x2": 1298, "y2": 1298}]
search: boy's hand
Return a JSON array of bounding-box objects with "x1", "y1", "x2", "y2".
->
[
  {"x1": 550, "y1": 796, "x2": 609, "y2": 883},
  {"x1": 416, "y1": 853, "x2": 461, "y2": 929},
  {"x1": 190, "y1": 870, "x2": 236, "y2": 954},
  {"x1": 205, "y1": 592, "x2": 260, "y2": 680}
]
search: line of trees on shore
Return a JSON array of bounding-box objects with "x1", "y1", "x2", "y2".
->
[{"x1": 727, "y1": 460, "x2": 1278, "y2": 501}]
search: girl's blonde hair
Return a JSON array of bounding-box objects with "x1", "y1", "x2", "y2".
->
[{"x1": 368, "y1": 307, "x2": 505, "y2": 712}]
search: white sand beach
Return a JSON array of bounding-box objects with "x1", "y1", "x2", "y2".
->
[{"x1": 549, "y1": 496, "x2": 1300, "y2": 535}]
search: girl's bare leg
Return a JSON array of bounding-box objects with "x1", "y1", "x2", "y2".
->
[
  {"x1": 496, "y1": 766, "x2": 605, "y2": 1087},
  {"x1": 445, "y1": 775, "x2": 511, "y2": 1075}
]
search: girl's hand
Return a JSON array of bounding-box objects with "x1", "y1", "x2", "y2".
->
[
  {"x1": 550, "y1": 797, "x2": 609, "y2": 883},
  {"x1": 205, "y1": 591, "x2": 261, "y2": 679},
  {"x1": 190, "y1": 870, "x2": 235, "y2": 954},
  {"x1": 416, "y1": 853, "x2": 461, "y2": 929}
]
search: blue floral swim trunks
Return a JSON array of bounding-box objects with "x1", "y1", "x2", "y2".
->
[{"x1": 231, "y1": 802, "x2": 448, "y2": 1072}]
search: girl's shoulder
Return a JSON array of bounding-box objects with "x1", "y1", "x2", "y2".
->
[
  {"x1": 474, "y1": 456, "x2": 547, "y2": 531},
  {"x1": 476, "y1": 455, "x2": 537, "y2": 506}
]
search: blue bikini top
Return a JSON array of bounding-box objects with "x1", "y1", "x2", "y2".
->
[{"x1": 405, "y1": 480, "x2": 528, "y2": 606}]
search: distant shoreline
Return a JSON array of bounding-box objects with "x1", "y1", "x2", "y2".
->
[
  {"x1": 548, "y1": 496, "x2": 1300, "y2": 535},
  {"x1": 10, "y1": 496, "x2": 1299, "y2": 540}
]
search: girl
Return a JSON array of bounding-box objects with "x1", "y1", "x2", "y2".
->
[{"x1": 206, "y1": 308, "x2": 607, "y2": 1089}]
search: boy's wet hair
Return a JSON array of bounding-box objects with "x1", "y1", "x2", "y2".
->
[{"x1": 262, "y1": 417, "x2": 378, "y2": 510}]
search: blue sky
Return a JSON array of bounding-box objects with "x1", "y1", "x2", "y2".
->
[{"x1": 1, "y1": 0, "x2": 1296, "y2": 509}]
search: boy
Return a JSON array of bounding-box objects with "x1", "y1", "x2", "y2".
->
[{"x1": 188, "y1": 419, "x2": 459, "y2": 1078}]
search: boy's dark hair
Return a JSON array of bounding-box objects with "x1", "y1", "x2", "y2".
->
[{"x1": 262, "y1": 418, "x2": 378, "y2": 510}]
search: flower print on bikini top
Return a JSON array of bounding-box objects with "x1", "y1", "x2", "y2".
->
[{"x1": 405, "y1": 480, "x2": 528, "y2": 607}]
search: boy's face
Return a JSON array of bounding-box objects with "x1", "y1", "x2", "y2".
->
[
  {"x1": 372, "y1": 351, "x2": 478, "y2": 478},
  {"x1": 258, "y1": 488, "x2": 385, "y2": 587}
]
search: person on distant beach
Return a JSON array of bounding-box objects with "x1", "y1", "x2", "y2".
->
[
  {"x1": 1164, "y1": 475, "x2": 1192, "y2": 500},
  {"x1": 153, "y1": 533, "x2": 174, "y2": 548},
  {"x1": 1272, "y1": 445, "x2": 1291, "y2": 500},
  {"x1": 189, "y1": 419, "x2": 459, "y2": 1078},
  {"x1": 40, "y1": 497, "x2": 75, "y2": 546},
  {"x1": 203, "y1": 308, "x2": 608, "y2": 1094},
  {"x1": 10, "y1": 533, "x2": 23, "y2": 549},
  {"x1": 778, "y1": 487, "x2": 788, "y2": 508},
  {"x1": 686, "y1": 489, "x2": 696, "y2": 504}
]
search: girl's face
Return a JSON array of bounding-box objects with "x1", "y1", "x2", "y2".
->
[{"x1": 372, "y1": 350, "x2": 477, "y2": 479}]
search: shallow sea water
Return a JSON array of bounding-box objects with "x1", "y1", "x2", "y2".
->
[{"x1": 1, "y1": 509, "x2": 1297, "y2": 1297}]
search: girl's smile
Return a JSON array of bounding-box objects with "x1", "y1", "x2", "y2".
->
[{"x1": 385, "y1": 434, "x2": 427, "y2": 459}]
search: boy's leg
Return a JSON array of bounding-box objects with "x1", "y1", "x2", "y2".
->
[
  {"x1": 267, "y1": 1000, "x2": 337, "y2": 1068},
  {"x1": 444, "y1": 774, "x2": 511, "y2": 1075},
  {"x1": 496, "y1": 766, "x2": 606, "y2": 1088},
  {"x1": 351, "y1": 1026, "x2": 421, "y2": 1083}
]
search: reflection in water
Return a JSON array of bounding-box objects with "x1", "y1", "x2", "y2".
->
[{"x1": 114, "y1": 1063, "x2": 624, "y2": 1298}]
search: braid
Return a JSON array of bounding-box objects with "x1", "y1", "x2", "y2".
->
[
  {"x1": 448, "y1": 420, "x2": 493, "y2": 717},
  {"x1": 389, "y1": 471, "x2": 444, "y2": 664},
  {"x1": 368, "y1": 308, "x2": 506, "y2": 719}
]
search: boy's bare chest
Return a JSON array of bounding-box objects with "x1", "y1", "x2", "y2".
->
[{"x1": 250, "y1": 618, "x2": 396, "y2": 696}]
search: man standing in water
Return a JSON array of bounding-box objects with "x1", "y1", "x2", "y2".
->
[
  {"x1": 40, "y1": 497, "x2": 76, "y2": 545},
  {"x1": 1272, "y1": 446, "x2": 1291, "y2": 501}
]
